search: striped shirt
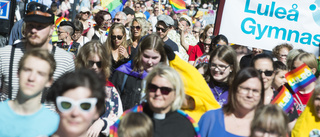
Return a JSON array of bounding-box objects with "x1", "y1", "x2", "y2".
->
[{"x1": 0, "y1": 41, "x2": 75, "y2": 101}]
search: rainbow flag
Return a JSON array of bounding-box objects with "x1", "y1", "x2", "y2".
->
[
  {"x1": 271, "y1": 85, "x2": 294, "y2": 113},
  {"x1": 55, "y1": 17, "x2": 69, "y2": 28},
  {"x1": 105, "y1": 27, "x2": 110, "y2": 36},
  {"x1": 285, "y1": 63, "x2": 317, "y2": 93},
  {"x1": 169, "y1": 0, "x2": 188, "y2": 13},
  {"x1": 101, "y1": 0, "x2": 123, "y2": 18}
]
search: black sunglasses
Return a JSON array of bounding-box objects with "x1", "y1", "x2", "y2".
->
[
  {"x1": 113, "y1": 18, "x2": 121, "y2": 22},
  {"x1": 156, "y1": 27, "x2": 168, "y2": 32},
  {"x1": 131, "y1": 26, "x2": 141, "y2": 30},
  {"x1": 88, "y1": 61, "x2": 102, "y2": 68},
  {"x1": 26, "y1": 2, "x2": 51, "y2": 17},
  {"x1": 27, "y1": 2, "x2": 49, "y2": 13},
  {"x1": 148, "y1": 83, "x2": 173, "y2": 95},
  {"x1": 111, "y1": 35, "x2": 123, "y2": 40},
  {"x1": 258, "y1": 70, "x2": 274, "y2": 76}
]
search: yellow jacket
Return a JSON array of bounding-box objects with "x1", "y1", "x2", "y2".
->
[
  {"x1": 169, "y1": 56, "x2": 221, "y2": 122},
  {"x1": 292, "y1": 93, "x2": 320, "y2": 137}
]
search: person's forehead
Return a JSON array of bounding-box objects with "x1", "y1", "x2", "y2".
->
[
  {"x1": 157, "y1": 22, "x2": 167, "y2": 28},
  {"x1": 204, "y1": 38, "x2": 211, "y2": 43},
  {"x1": 104, "y1": 14, "x2": 111, "y2": 19},
  {"x1": 179, "y1": 20, "x2": 187, "y2": 25},
  {"x1": 115, "y1": 14, "x2": 122, "y2": 18}
]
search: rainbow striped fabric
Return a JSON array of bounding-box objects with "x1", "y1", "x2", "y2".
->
[
  {"x1": 101, "y1": 0, "x2": 123, "y2": 18},
  {"x1": 105, "y1": 27, "x2": 110, "y2": 36},
  {"x1": 285, "y1": 63, "x2": 317, "y2": 93},
  {"x1": 109, "y1": 103, "x2": 200, "y2": 137},
  {"x1": 271, "y1": 85, "x2": 294, "y2": 113},
  {"x1": 169, "y1": 0, "x2": 188, "y2": 13},
  {"x1": 55, "y1": 17, "x2": 69, "y2": 28}
]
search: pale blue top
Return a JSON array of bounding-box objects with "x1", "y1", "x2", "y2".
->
[{"x1": 0, "y1": 100, "x2": 60, "y2": 137}]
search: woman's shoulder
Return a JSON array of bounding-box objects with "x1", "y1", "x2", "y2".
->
[{"x1": 202, "y1": 108, "x2": 223, "y2": 118}]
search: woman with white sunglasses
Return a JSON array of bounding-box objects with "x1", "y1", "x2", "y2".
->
[
  {"x1": 46, "y1": 69, "x2": 106, "y2": 137},
  {"x1": 76, "y1": 41, "x2": 123, "y2": 136}
]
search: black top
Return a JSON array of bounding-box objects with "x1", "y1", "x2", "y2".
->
[
  {"x1": 110, "y1": 71, "x2": 143, "y2": 110},
  {"x1": 143, "y1": 104, "x2": 196, "y2": 137},
  {"x1": 164, "y1": 38, "x2": 179, "y2": 52}
]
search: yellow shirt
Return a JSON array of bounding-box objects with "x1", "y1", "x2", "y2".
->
[{"x1": 292, "y1": 94, "x2": 320, "y2": 137}]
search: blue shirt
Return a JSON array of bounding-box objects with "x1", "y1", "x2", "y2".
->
[
  {"x1": 0, "y1": 100, "x2": 60, "y2": 137},
  {"x1": 198, "y1": 109, "x2": 246, "y2": 137}
]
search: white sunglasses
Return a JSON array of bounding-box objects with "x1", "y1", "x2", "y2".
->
[{"x1": 56, "y1": 96, "x2": 97, "y2": 113}]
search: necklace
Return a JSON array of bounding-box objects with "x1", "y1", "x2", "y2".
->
[{"x1": 213, "y1": 87, "x2": 222, "y2": 99}]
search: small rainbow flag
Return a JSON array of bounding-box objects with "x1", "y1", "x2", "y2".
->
[
  {"x1": 105, "y1": 27, "x2": 110, "y2": 36},
  {"x1": 169, "y1": 0, "x2": 188, "y2": 13},
  {"x1": 271, "y1": 85, "x2": 294, "y2": 113},
  {"x1": 55, "y1": 17, "x2": 69, "y2": 28},
  {"x1": 285, "y1": 63, "x2": 317, "y2": 93}
]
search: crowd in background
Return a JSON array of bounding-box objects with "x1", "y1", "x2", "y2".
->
[{"x1": 0, "y1": 0, "x2": 320, "y2": 137}]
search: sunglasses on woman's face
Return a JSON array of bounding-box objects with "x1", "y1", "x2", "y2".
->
[
  {"x1": 148, "y1": 83, "x2": 173, "y2": 95},
  {"x1": 56, "y1": 96, "x2": 97, "y2": 113},
  {"x1": 111, "y1": 35, "x2": 123, "y2": 40},
  {"x1": 131, "y1": 25, "x2": 141, "y2": 30},
  {"x1": 88, "y1": 61, "x2": 102, "y2": 68}
]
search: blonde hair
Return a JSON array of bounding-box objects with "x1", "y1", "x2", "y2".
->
[
  {"x1": 292, "y1": 52, "x2": 317, "y2": 71},
  {"x1": 118, "y1": 112, "x2": 153, "y2": 137},
  {"x1": 145, "y1": 64, "x2": 184, "y2": 111},
  {"x1": 250, "y1": 104, "x2": 289, "y2": 137},
  {"x1": 105, "y1": 23, "x2": 128, "y2": 61},
  {"x1": 76, "y1": 41, "x2": 112, "y2": 79}
]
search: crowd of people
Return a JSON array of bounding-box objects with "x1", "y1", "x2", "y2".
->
[{"x1": 0, "y1": 0, "x2": 320, "y2": 137}]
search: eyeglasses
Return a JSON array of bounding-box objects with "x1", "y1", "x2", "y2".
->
[
  {"x1": 210, "y1": 63, "x2": 230, "y2": 72},
  {"x1": 279, "y1": 54, "x2": 287, "y2": 58},
  {"x1": 192, "y1": 31, "x2": 199, "y2": 34},
  {"x1": 104, "y1": 19, "x2": 112, "y2": 23},
  {"x1": 148, "y1": 29, "x2": 153, "y2": 31},
  {"x1": 203, "y1": 43, "x2": 211, "y2": 47},
  {"x1": 111, "y1": 35, "x2": 123, "y2": 40},
  {"x1": 88, "y1": 61, "x2": 102, "y2": 68},
  {"x1": 148, "y1": 83, "x2": 174, "y2": 95},
  {"x1": 131, "y1": 25, "x2": 141, "y2": 30},
  {"x1": 82, "y1": 12, "x2": 90, "y2": 15},
  {"x1": 156, "y1": 27, "x2": 168, "y2": 32},
  {"x1": 113, "y1": 18, "x2": 122, "y2": 22},
  {"x1": 238, "y1": 86, "x2": 261, "y2": 97},
  {"x1": 56, "y1": 96, "x2": 97, "y2": 113},
  {"x1": 26, "y1": 2, "x2": 51, "y2": 17},
  {"x1": 258, "y1": 70, "x2": 274, "y2": 76}
]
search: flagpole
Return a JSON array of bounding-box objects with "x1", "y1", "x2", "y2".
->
[{"x1": 159, "y1": 0, "x2": 161, "y2": 15}]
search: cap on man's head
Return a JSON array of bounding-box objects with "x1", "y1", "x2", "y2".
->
[
  {"x1": 179, "y1": 15, "x2": 192, "y2": 27},
  {"x1": 59, "y1": 21, "x2": 75, "y2": 35},
  {"x1": 24, "y1": 2, "x2": 54, "y2": 24},
  {"x1": 157, "y1": 15, "x2": 174, "y2": 27},
  {"x1": 123, "y1": 7, "x2": 135, "y2": 16},
  {"x1": 80, "y1": 7, "x2": 91, "y2": 13}
]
